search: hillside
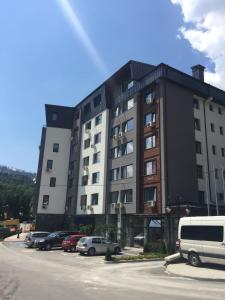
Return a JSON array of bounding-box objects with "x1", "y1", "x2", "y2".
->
[{"x1": 0, "y1": 166, "x2": 36, "y2": 221}]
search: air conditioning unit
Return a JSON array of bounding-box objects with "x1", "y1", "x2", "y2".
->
[{"x1": 147, "y1": 200, "x2": 155, "y2": 207}]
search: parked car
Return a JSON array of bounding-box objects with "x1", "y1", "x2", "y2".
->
[
  {"x1": 76, "y1": 236, "x2": 121, "y2": 256},
  {"x1": 178, "y1": 216, "x2": 225, "y2": 267},
  {"x1": 37, "y1": 231, "x2": 80, "y2": 251},
  {"x1": 134, "y1": 234, "x2": 144, "y2": 247},
  {"x1": 62, "y1": 234, "x2": 86, "y2": 252},
  {"x1": 24, "y1": 231, "x2": 50, "y2": 248}
]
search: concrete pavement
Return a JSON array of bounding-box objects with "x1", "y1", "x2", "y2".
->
[
  {"x1": 166, "y1": 262, "x2": 225, "y2": 281},
  {"x1": 4, "y1": 232, "x2": 27, "y2": 242}
]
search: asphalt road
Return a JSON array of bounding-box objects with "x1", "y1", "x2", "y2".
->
[{"x1": 1, "y1": 242, "x2": 225, "y2": 300}]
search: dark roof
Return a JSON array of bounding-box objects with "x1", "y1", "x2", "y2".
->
[{"x1": 45, "y1": 104, "x2": 74, "y2": 129}]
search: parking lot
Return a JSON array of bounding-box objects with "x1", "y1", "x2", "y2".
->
[{"x1": 2, "y1": 241, "x2": 225, "y2": 300}]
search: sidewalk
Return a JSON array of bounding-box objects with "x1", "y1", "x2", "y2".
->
[
  {"x1": 4, "y1": 233, "x2": 27, "y2": 242},
  {"x1": 122, "y1": 246, "x2": 143, "y2": 256},
  {"x1": 166, "y1": 262, "x2": 225, "y2": 281}
]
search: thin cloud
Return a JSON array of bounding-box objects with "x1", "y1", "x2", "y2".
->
[{"x1": 57, "y1": 0, "x2": 108, "y2": 77}]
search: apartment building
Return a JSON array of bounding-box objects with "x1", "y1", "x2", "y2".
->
[{"x1": 34, "y1": 61, "x2": 225, "y2": 244}]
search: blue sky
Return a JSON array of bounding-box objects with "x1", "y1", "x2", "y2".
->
[{"x1": 0, "y1": 0, "x2": 211, "y2": 172}]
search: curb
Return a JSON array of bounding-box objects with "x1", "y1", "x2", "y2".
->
[{"x1": 105, "y1": 258, "x2": 164, "y2": 264}]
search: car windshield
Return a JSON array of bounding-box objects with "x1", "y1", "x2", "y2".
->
[
  {"x1": 79, "y1": 237, "x2": 87, "y2": 243},
  {"x1": 48, "y1": 233, "x2": 57, "y2": 238}
]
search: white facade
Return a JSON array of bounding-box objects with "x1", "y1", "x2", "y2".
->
[
  {"x1": 37, "y1": 127, "x2": 71, "y2": 215},
  {"x1": 77, "y1": 110, "x2": 109, "y2": 215},
  {"x1": 194, "y1": 96, "x2": 225, "y2": 209}
]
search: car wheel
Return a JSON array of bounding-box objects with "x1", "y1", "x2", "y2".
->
[
  {"x1": 70, "y1": 246, "x2": 76, "y2": 253},
  {"x1": 88, "y1": 247, "x2": 96, "y2": 256},
  {"x1": 188, "y1": 252, "x2": 201, "y2": 267},
  {"x1": 114, "y1": 247, "x2": 121, "y2": 255},
  {"x1": 45, "y1": 244, "x2": 52, "y2": 251}
]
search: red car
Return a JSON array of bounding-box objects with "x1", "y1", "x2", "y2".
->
[{"x1": 62, "y1": 234, "x2": 86, "y2": 252}]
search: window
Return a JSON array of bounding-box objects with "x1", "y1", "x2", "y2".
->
[
  {"x1": 194, "y1": 118, "x2": 201, "y2": 131},
  {"x1": 181, "y1": 225, "x2": 223, "y2": 242},
  {"x1": 112, "y1": 125, "x2": 120, "y2": 136},
  {"x1": 84, "y1": 103, "x2": 91, "y2": 115},
  {"x1": 218, "y1": 107, "x2": 222, "y2": 115},
  {"x1": 122, "y1": 141, "x2": 133, "y2": 155},
  {"x1": 83, "y1": 156, "x2": 89, "y2": 166},
  {"x1": 50, "y1": 177, "x2": 56, "y2": 187},
  {"x1": 92, "y1": 172, "x2": 100, "y2": 184},
  {"x1": 110, "y1": 191, "x2": 118, "y2": 203},
  {"x1": 112, "y1": 106, "x2": 121, "y2": 118},
  {"x1": 198, "y1": 191, "x2": 205, "y2": 205},
  {"x1": 93, "y1": 94, "x2": 102, "y2": 107},
  {"x1": 144, "y1": 187, "x2": 156, "y2": 202},
  {"x1": 82, "y1": 175, "x2": 88, "y2": 186},
  {"x1": 42, "y1": 195, "x2": 49, "y2": 208},
  {"x1": 145, "y1": 112, "x2": 156, "y2": 125},
  {"x1": 95, "y1": 114, "x2": 102, "y2": 126},
  {"x1": 121, "y1": 165, "x2": 133, "y2": 179},
  {"x1": 68, "y1": 178, "x2": 73, "y2": 188},
  {"x1": 85, "y1": 121, "x2": 91, "y2": 130},
  {"x1": 110, "y1": 168, "x2": 120, "y2": 181},
  {"x1": 121, "y1": 189, "x2": 132, "y2": 203},
  {"x1": 84, "y1": 138, "x2": 90, "y2": 149},
  {"x1": 145, "y1": 135, "x2": 156, "y2": 149},
  {"x1": 127, "y1": 98, "x2": 134, "y2": 110},
  {"x1": 195, "y1": 141, "x2": 202, "y2": 154},
  {"x1": 80, "y1": 195, "x2": 87, "y2": 208},
  {"x1": 145, "y1": 91, "x2": 155, "y2": 104},
  {"x1": 122, "y1": 119, "x2": 134, "y2": 132},
  {"x1": 47, "y1": 160, "x2": 53, "y2": 170},
  {"x1": 92, "y1": 237, "x2": 101, "y2": 244},
  {"x1": 215, "y1": 168, "x2": 218, "y2": 179},
  {"x1": 111, "y1": 146, "x2": 121, "y2": 158},
  {"x1": 91, "y1": 193, "x2": 98, "y2": 205},
  {"x1": 127, "y1": 81, "x2": 134, "y2": 89},
  {"x1": 212, "y1": 145, "x2": 216, "y2": 155},
  {"x1": 53, "y1": 143, "x2": 59, "y2": 152},
  {"x1": 52, "y1": 113, "x2": 58, "y2": 121},
  {"x1": 93, "y1": 152, "x2": 100, "y2": 164},
  {"x1": 209, "y1": 104, "x2": 213, "y2": 111},
  {"x1": 217, "y1": 193, "x2": 224, "y2": 202},
  {"x1": 210, "y1": 123, "x2": 215, "y2": 132},
  {"x1": 196, "y1": 165, "x2": 203, "y2": 179},
  {"x1": 193, "y1": 98, "x2": 199, "y2": 109},
  {"x1": 94, "y1": 132, "x2": 101, "y2": 144},
  {"x1": 144, "y1": 160, "x2": 156, "y2": 176},
  {"x1": 223, "y1": 170, "x2": 225, "y2": 180},
  {"x1": 220, "y1": 126, "x2": 224, "y2": 135},
  {"x1": 222, "y1": 148, "x2": 225, "y2": 158}
]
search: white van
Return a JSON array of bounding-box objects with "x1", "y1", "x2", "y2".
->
[{"x1": 177, "y1": 216, "x2": 225, "y2": 267}]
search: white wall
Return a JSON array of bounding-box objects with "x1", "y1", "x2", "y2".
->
[
  {"x1": 194, "y1": 96, "x2": 225, "y2": 206},
  {"x1": 77, "y1": 110, "x2": 109, "y2": 215},
  {"x1": 37, "y1": 127, "x2": 71, "y2": 214}
]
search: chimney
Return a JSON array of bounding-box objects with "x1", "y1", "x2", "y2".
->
[{"x1": 191, "y1": 64, "x2": 205, "y2": 82}]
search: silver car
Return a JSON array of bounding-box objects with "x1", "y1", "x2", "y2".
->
[
  {"x1": 76, "y1": 236, "x2": 121, "y2": 256},
  {"x1": 24, "y1": 232, "x2": 50, "y2": 248}
]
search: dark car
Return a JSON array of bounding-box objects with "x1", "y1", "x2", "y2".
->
[
  {"x1": 62, "y1": 234, "x2": 86, "y2": 252},
  {"x1": 37, "y1": 231, "x2": 80, "y2": 251},
  {"x1": 24, "y1": 231, "x2": 50, "y2": 248}
]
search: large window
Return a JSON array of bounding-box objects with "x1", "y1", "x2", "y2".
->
[
  {"x1": 121, "y1": 189, "x2": 132, "y2": 203},
  {"x1": 110, "y1": 168, "x2": 120, "y2": 181},
  {"x1": 47, "y1": 160, "x2": 53, "y2": 170},
  {"x1": 122, "y1": 141, "x2": 133, "y2": 155},
  {"x1": 220, "y1": 126, "x2": 224, "y2": 135},
  {"x1": 196, "y1": 165, "x2": 203, "y2": 179},
  {"x1": 198, "y1": 191, "x2": 205, "y2": 205},
  {"x1": 50, "y1": 177, "x2": 56, "y2": 187},
  {"x1": 80, "y1": 195, "x2": 87, "y2": 208},
  {"x1": 82, "y1": 175, "x2": 88, "y2": 186},
  {"x1": 122, "y1": 119, "x2": 134, "y2": 132},
  {"x1": 91, "y1": 193, "x2": 98, "y2": 205},
  {"x1": 210, "y1": 123, "x2": 215, "y2": 132},
  {"x1": 95, "y1": 114, "x2": 102, "y2": 126},
  {"x1": 112, "y1": 106, "x2": 121, "y2": 118},
  {"x1": 144, "y1": 187, "x2": 156, "y2": 202},
  {"x1": 181, "y1": 225, "x2": 223, "y2": 242},
  {"x1": 112, "y1": 125, "x2": 120, "y2": 136},
  {"x1": 144, "y1": 160, "x2": 156, "y2": 176},
  {"x1": 94, "y1": 132, "x2": 101, "y2": 144},
  {"x1": 84, "y1": 138, "x2": 90, "y2": 149},
  {"x1": 53, "y1": 143, "x2": 59, "y2": 153},
  {"x1": 84, "y1": 103, "x2": 91, "y2": 115},
  {"x1": 83, "y1": 156, "x2": 89, "y2": 166},
  {"x1": 93, "y1": 152, "x2": 100, "y2": 164},
  {"x1": 110, "y1": 191, "x2": 119, "y2": 203},
  {"x1": 92, "y1": 172, "x2": 100, "y2": 184},
  {"x1": 144, "y1": 135, "x2": 156, "y2": 149},
  {"x1": 193, "y1": 98, "x2": 199, "y2": 109},
  {"x1": 121, "y1": 165, "x2": 133, "y2": 179},
  {"x1": 212, "y1": 145, "x2": 216, "y2": 155},
  {"x1": 145, "y1": 92, "x2": 155, "y2": 104},
  {"x1": 93, "y1": 94, "x2": 101, "y2": 107},
  {"x1": 85, "y1": 121, "x2": 91, "y2": 130},
  {"x1": 145, "y1": 112, "x2": 155, "y2": 125},
  {"x1": 194, "y1": 118, "x2": 201, "y2": 131},
  {"x1": 195, "y1": 141, "x2": 202, "y2": 154},
  {"x1": 111, "y1": 146, "x2": 121, "y2": 158},
  {"x1": 42, "y1": 195, "x2": 49, "y2": 208}
]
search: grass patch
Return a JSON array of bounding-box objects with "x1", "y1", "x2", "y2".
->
[{"x1": 113, "y1": 252, "x2": 166, "y2": 262}]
